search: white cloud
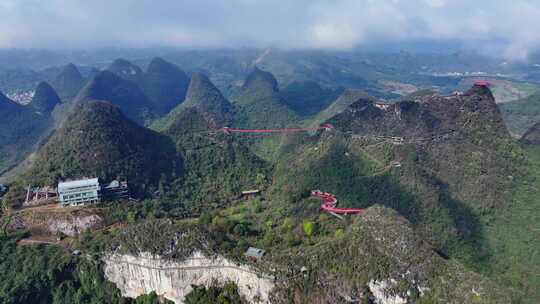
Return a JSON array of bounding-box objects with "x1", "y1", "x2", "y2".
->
[
  {"x1": 423, "y1": 0, "x2": 447, "y2": 8},
  {"x1": 0, "y1": 0, "x2": 538, "y2": 60}
]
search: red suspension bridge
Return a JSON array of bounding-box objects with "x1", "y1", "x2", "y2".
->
[{"x1": 221, "y1": 124, "x2": 334, "y2": 135}]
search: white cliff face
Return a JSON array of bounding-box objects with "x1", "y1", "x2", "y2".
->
[
  {"x1": 47, "y1": 214, "x2": 103, "y2": 236},
  {"x1": 103, "y1": 252, "x2": 275, "y2": 304},
  {"x1": 368, "y1": 280, "x2": 407, "y2": 304}
]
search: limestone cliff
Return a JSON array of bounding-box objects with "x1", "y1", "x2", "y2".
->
[{"x1": 103, "y1": 251, "x2": 274, "y2": 304}]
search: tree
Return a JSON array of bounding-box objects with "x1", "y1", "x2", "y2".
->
[{"x1": 303, "y1": 220, "x2": 317, "y2": 237}]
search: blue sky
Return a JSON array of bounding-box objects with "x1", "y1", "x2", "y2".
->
[{"x1": 1, "y1": 0, "x2": 539, "y2": 60}]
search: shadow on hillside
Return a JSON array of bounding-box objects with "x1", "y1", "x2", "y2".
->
[{"x1": 282, "y1": 166, "x2": 492, "y2": 273}]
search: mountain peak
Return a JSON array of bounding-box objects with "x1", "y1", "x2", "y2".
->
[
  {"x1": 154, "y1": 73, "x2": 233, "y2": 132},
  {"x1": 243, "y1": 67, "x2": 279, "y2": 92},
  {"x1": 52, "y1": 63, "x2": 85, "y2": 101},
  {"x1": 147, "y1": 57, "x2": 183, "y2": 75},
  {"x1": 60, "y1": 63, "x2": 82, "y2": 79},
  {"x1": 107, "y1": 58, "x2": 144, "y2": 81},
  {"x1": 76, "y1": 70, "x2": 154, "y2": 125},
  {"x1": 466, "y1": 83, "x2": 495, "y2": 98},
  {"x1": 29, "y1": 82, "x2": 61, "y2": 114},
  {"x1": 24, "y1": 100, "x2": 180, "y2": 188},
  {"x1": 143, "y1": 57, "x2": 189, "y2": 115},
  {"x1": 183, "y1": 73, "x2": 233, "y2": 118}
]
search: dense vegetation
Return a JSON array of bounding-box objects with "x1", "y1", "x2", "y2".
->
[
  {"x1": 153, "y1": 73, "x2": 269, "y2": 214},
  {"x1": 28, "y1": 82, "x2": 61, "y2": 114},
  {"x1": 153, "y1": 72, "x2": 234, "y2": 132},
  {"x1": 51, "y1": 63, "x2": 86, "y2": 102},
  {"x1": 0, "y1": 92, "x2": 51, "y2": 174},
  {"x1": 184, "y1": 283, "x2": 244, "y2": 304},
  {"x1": 0, "y1": 232, "x2": 129, "y2": 304},
  {"x1": 75, "y1": 71, "x2": 156, "y2": 125},
  {"x1": 231, "y1": 67, "x2": 298, "y2": 129},
  {"x1": 141, "y1": 57, "x2": 190, "y2": 116},
  {"x1": 1, "y1": 50, "x2": 539, "y2": 303},
  {"x1": 22, "y1": 101, "x2": 181, "y2": 196}
]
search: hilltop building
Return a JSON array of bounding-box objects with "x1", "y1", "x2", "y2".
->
[{"x1": 58, "y1": 178, "x2": 101, "y2": 206}]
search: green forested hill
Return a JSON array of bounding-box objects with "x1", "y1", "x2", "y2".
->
[
  {"x1": 106, "y1": 58, "x2": 145, "y2": 84},
  {"x1": 154, "y1": 72, "x2": 234, "y2": 132},
  {"x1": 231, "y1": 67, "x2": 298, "y2": 129},
  {"x1": 154, "y1": 73, "x2": 268, "y2": 211},
  {"x1": 75, "y1": 71, "x2": 155, "y2": 125},
  {"x1": 0, "y1": 92, "x2": 51, "y2": 174},
  {"x1": 28, "y1": 82, "x2": 61, "y2": 114},
  {"x1": 270, "y1": 85, "x2": 540, "y2": 301},
  {"x1": 106, "y1": 57, "x2": 190, "y2": 117},
  {"x1": 51, "y1": 63, "x2": 86, "y2": 102},
  {"x1": 2, "y1": 59, "x2": 540, "y2": 303},
  {"x1": 142, "y1": 57, "x2": 190, "y2": 116},
  {"x1": 23, "y1": 101, "x2": 181, "y2": 192}
]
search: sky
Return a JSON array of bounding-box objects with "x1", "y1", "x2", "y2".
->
[{"x1": 0, "y1": 0, "x2": 539, "y2": 60}]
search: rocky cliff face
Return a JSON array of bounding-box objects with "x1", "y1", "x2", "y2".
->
[{"x1": 103, "y1": 251, "x2": 274, "y2": 304}]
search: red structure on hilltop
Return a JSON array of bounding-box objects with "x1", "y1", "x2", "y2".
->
[{"x1": 474, "y1": 80, "x2": 492, "y2": 87}]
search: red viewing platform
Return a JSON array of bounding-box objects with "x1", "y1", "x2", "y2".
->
[{"x1": 474, "y1": 80, "x2": 492, "y2": 87}]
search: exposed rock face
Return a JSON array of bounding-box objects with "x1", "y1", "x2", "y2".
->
[
  {"x1": 47, "y1": 214, "x2": 103, "y2": 236},
  {"x1": 368, "y1": 280, "x2": 407, "y2": 304},
  {"x1": 103, "y1": 252, "x2": 274, "y2": 304}
]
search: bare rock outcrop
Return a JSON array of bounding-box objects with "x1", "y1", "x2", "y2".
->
[{"x1": 103, "y1": 251, "x2": 274, "y2": 304}]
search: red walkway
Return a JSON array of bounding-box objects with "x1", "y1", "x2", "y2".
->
[
  {"x1": 311, "y1": 190, "x2": 364, "y2": 215},
  {"x1": 221, "y1": 124, "x2": 334, "y2": 134}
]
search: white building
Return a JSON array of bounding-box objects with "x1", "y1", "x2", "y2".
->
[{"x1": 58, "y1": 178, "x2": 101, "y2": 206}]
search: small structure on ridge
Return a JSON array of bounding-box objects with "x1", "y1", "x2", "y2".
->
[{"x1": 245, "y1": 247, "x2": 266, "y2": 261}]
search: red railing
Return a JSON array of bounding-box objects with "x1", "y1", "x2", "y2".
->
[
  {"x1": 311, "y1": 190, "x2": 364, "y2": 215},
  {"x1": 222, "y1": 124, "x2": 334, "y2": 134}
]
